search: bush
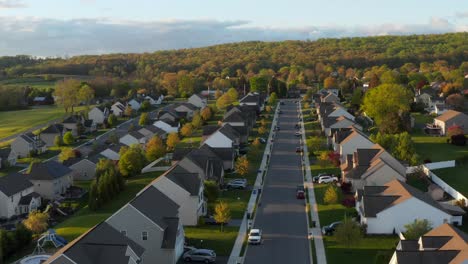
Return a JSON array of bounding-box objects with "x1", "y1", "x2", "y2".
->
[
  {"x1": 451, "y1": 134, "x2": 466, "y2": 146},
  {"x1": 323, "y1": 185, "x2": 339, "y2": 204},
  {"x1": 340, "y1": 182, "x2": 352, "y2": 193},
  {"x1": 342, "y1": 197, "x2": 356, "y2": 208}
]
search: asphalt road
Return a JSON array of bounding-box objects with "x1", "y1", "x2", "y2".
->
[{"x1": 244, "y1": 100, "x2": 310, "y2": 264}]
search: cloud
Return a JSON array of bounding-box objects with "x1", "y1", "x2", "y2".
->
[
  {"x1": 0, "y1": 16, "x2": 466, "y2": 56},
  {"x1": 455, "y1": 11, "x2": 468, "y2": 18},
  {"x1": 0, "y1": 0, "x2": 26, "y2": 9}
]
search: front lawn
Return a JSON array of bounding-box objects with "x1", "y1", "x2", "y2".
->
[
  {"x1": 184, "y1": 225, "x2": 239, "y2": 256},
  {"x1": 431, "y1": 164, "x2": 468, "y2": 196},
  {"x1": 412, "y1": 135, "x2": 468, "y2": 162}
]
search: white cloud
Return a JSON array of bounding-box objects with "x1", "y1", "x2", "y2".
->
[
  {"x1": 0, "y1": 0, "x2": 26, "y2": 9},
  {"x1": 0, "y1": 16, "x2": 465, "y2": 56}
]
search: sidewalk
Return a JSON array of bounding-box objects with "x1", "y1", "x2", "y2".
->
[
  {"x1": 299, "y1": 102, "x2": 327, "y2": 264},
  {"x1": 227, "y1": 104, "x2": 280, "y2": 264}
]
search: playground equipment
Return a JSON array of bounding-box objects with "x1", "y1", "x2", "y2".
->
[
  {"x1": 18, "y1": 255, "x2": 51, "y2": 264},
  {"x1": 33, "y1": 229, "x2": 67, "y2": 255}
]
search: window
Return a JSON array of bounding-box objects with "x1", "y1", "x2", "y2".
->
[
  {"x1": 142, "y1": 231, "x2": 148, "y2": 241},
  {"x1": 121, "y1": 230, "x2": 127, "y2": 236}
]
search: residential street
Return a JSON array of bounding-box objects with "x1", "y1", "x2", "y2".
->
[{"x1": 244, "y1": 100, "x2": 310, "y2": 264}]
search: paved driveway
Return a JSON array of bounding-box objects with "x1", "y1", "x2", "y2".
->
[{"x1": 244, "y1": 100, "x2": 310, "y2": 264}]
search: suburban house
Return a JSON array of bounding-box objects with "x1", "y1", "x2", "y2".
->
[
  {"x1": 202, "y1": 125, "x2": 221, "y2": 143},
  {"x1": 145, "y1": 95, "x2": 163, "y2": 105},
  {"x1": 334, "y1": 128, "x2": 375, "y2": 162},
  {"x1": 106, "y1": 185, "x2": 185, "y2": 264},
  {"x1": 11, "y1": 133, "x2": 47, "y2": 158},
  {"x1": 158, "y1": 108, "x2": 181, "y2": 123},
  {"x1": 321, "y1": 92, "x2": 340, "y2": 103},
  {"x1": 226, "y1": 105, "x2": 257, "y2": 128},
  {"x1": 203, "y1": 124, "x2": 240, "y2": 149},
  {"x1": 154, "y1": 119, "x2": 180, "y2": 134},
  {"x1": 341, "y1": 144, "x2": 407, "y2": 191},
  {"x1": 64, "y1": 154, "x2": 106, "y2": 181},
  {"x1": 39, "y1": 124, "x2": 65, "y2": 147},
  {"x1": 432, "y1": 103, "x2": 449, "y2": 116},
  {"x1": 62, "y1": 115, "x2": 96, "y2": 136},
  {"x1": 111, "y1": 101, "x2": 126, "y2": 117},
  {"x1": 434, "y1": 110, "x2": 468, "y2": 135},
  {"x1": 0, "y1": 173, "x2": 41, "y2": 219},
  {"x1": 28, "y1": 160, "x2": 73, "y2": 200},
  {"x1": 171, "y1": 147, "x2": 195, "y2": 165},
  {"x1": 173, "y1": 103, "x2": 198, "y2": 120},
  {"x1": 178, "y1": 148, "x2": 225, "y2": 184},
  {"x1": 356, "y1": 180, "x2": 465, "y2": 234},
  {"x1": 45, "y1": 221, "x2": 145, "y2": 264},
  {"x1": 138, "y1": 125, "x2": 167, "y2": 140},
  {"x1": 100, "y1": 144, "x2": 125, "y2": 161},
  {"x1": 0, "y1": 148, "x2": 17, "y2": 169},
  {"x1": 389, "y1": 223, "x2": 468, "y2": 264},
  {"x1": 200, "y1": 144, "x2": 235, "y2": 171},
  {"x1": 188, "y1": 94, "x2": 207, "y2": 109},
  {"x1": 239, "y1": 92, "x2": 265, "y2": 112},
  {"x1": 317, "y1": 102, "x2": 355, "y2": 122},
  {"x1": 414, "y1": 90, "x2": 444, "y2": 112},
  {"x1": 88, "y1": 106, "x2": 110, "y2": 125},
  {"x1": 150, "y1": 164, "x2": 206, "y2": 226},
  {"x1": 323, "y1": 115, "x2": 362, "y2": 138},
  {"x1": 119, "y1": 131, "x2": 147, "y2": 147},
  {"x1": 128, "y1": 99, "x2": 142, "y2": 111}
]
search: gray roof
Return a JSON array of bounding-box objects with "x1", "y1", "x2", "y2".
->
[
  {"x1": 200, "y1": 144, "x2": 234, "y2": 162},
  {"x1": 218, "y1": 124, "x2": 240, "y2": 141},
  {"x1": 203, "y1": 125, "x2": 220, "y2": 136},
  {"x1": 58, "y1": 221, "x2": 144, "y2": 264},
  {"x1": 0, "y1": 173, "x2": 33, "y2": 197},
  {"x1": 63, "y1": 115, "x2": 82, "y2": 124},
  {"x1": 140, "y1": 125, "x2": 166, "y2": 135},
  {"x1": 223, "y1": 111, "x2": 246, "y2": 123},
  {"x1": 167, "y1": 165, "x2": 201, "y2": 196},
  {"x1": 332, "y1": 129, "x2": 353, "y2": 144},
  {"x1": 29, "y1": 160, "x2": 72, "y2": 181},
  {"x1": 128, "y1": 131, "x2": 145, "y2": 140},
  {"x1": 231, "y1": 125, "x2": 249, "y2": 138},
  {"x1": 161, "y1": 217, "x2": 179, "y2": 249},
  {"x1": 130, "y1": 186, "x2": 179, "y2": 229},
  {"x1": 172, "y1": 147, "x2": 195, "y2": 161},
  {"x1": 395, "y1": 250, "x2": 459, "y2": 264},
  {"x1": 19, "y1": 192, "x2": 40, "y2": 205},
  {"x1": 41, "y1": 124, "x2": 64, "y2": 134},
  {"x1": 239, "y1": 93, "x2": 260, "y2": 104},
  {"x1": 185, "y1": 148, "x2": 224, "y2": 182},
  {"x1": 0, "y1": 148, "x2": 12, "y2": 159}
]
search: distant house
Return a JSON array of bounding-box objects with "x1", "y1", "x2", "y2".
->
[
  {"x1": 11, "y1": 133, "x2": 47, "y2": 158},
  {"x1": 356, "y1": 180, "x2": 465, "y2": 234},
  {"x1": 158, "y1": 107, "x2": 181, "y2": 123},
  {"x1": 200, "y1": 144, "x2": 235, "y2": 171},
  {"x1": 323, "y1": 115, "x2": 362, "y2": 138},
  {"x1": 39, "y1": 124, "x2": 64, "y2": 147},
  {"x1": 341, "y1": 144, "x2": 407, "y2": 191},
  {"x1": 106, "y1": 185, "x2": 185, "y2": 264},
  {"x1": 0, "y1": 173, "x2": 41, "y2": 219},
  {"x1": 318, "y1": 102, "x2": 355, "y2": 122},
  {"x1": 100, "y1": 144, "x2": 125, "y2": 161},
  {"x1": 173, "y1": 103, "x2": 198, "y2": 120},
  {"x1": 62, "y1": 115, "x2": 95, "y2": 136},
  {"x1": 153, "y1": 119, "x2": 180, "y2": 134},
  {"x1": 321, "y1": 92, "x2": 340, "y2": 103},
  {"x1": 178, "y1": 148, "x2": 225, "y2": 184},
  {"x1": 138, "y1": 125, "x2": 167, "y2": 140},
  {"x1": 239, "y1": 92, "x2": 265, "y2": 112},
  {"x1": 64, "y1": 154, "x2": 105, "y2": 181},
  {"x1": 28, "y1": 160, "x2": 73, "y2": 200},
  {"x1": 119, "y1": 131, "x2": 147, "y2": 147},
  {"x1": 204, "y1": 124, "x2": 239, "y2": 149},
  {"x1": 0, "y1": 148, "x2": 17, "y2": 169},
  {"x1": 334, "y1": 128, "x2": 374, "y2": 162},
  {"x1": 144, "y1": 95, "x2": 159, "y2": 106},
  {"x1": 88, "y1": 106, "x2": 110, "y2": 125},
  {"x1": 32, "y1": 96, "x2": 53, "y2": 105},
  {"x1": 432, "y1": 103, "x2": 449, "y2": 116},
  {"x1": 45, "y1": 221, "x2": 145, "y2": 264},
  {"x1": 188, "y1": 94, "x2": 207, "y2": 109},
  {"x1": 390, "y1": 223, "x2": 468, "y2": 264},
  {"x1": 111, "y1": 102, "x2": 126, "y2": 117},
  {"x1": 434, "y1": 110, "x2": 468, "y2": 135},
  {"x1": 128, "y1": 99, "x2": 142, "y2": 111},
  {"x1": 151, "y1": 164, "x2": 206, "y2": 226}
]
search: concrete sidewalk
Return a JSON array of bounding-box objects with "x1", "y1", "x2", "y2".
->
[
  {"x1": 227, "y1": 104, "x2": 280, "y2": 264},
  {"x1": 299, "y1": 102, "x2": 327, "y2": 264}
]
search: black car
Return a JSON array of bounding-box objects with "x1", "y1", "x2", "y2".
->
[
  {"x1": 204, "y1": 216, "x2": 227, "y2": 225},
  {"x1": 312, "y1": 176, "x2": 320, "y2": 183},
  {"x1": 322, "y1": 221, "x2": 342, "y2": 235}
]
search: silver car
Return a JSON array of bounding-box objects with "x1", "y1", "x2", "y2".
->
[
  {"x1": 183, "y1": 249, "x2": 216, "y2": 263},
  {"x1": 226, "y1": 178, "x2": 247, "y2": 189}
]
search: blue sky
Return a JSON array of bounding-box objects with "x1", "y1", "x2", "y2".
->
[{"x1": 0, "y1": 0, "x2": 467, "y2": 56}]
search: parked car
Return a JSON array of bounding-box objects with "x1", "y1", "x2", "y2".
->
[
  {"x1": 227, "y1": 178, "x2": 247, "y2": 189},
  {"x1": 183, "y1": 249, "x2": 216, "y2": 263},
  {"x1": 203, "y1": 216, "x2": 227, "y2": 225},
  {"x1": 275, "y1": 126, "x2": 280, "y2": 131},
  {"x1": 322, "y1": 221, "x2": 342, "y2": 236},
  {"x1": 296, "y1": 185, "x2": 305, "y2": 199},
  {"x1": 295, "y1": 147, "x2": 303, "y2": 153},
  {"x1": 248, "y1": 229, "x2": 262, "y2": 245},
  {"x1": 184, "y1": 246, "x2": 197, "y2": 253},
  {"x1": 239, "y1": 147, "x2": 249, "y2": 155},
  {"x1": 295, "y1": 123, "x2": 301, "y2": 129},
  {"x1": 318, "y1": 175, "x2": 338, "y2": 184},
  {"x1": 295, "y1": 131, "x2": 302, "y2": 137},
  {"x1": 279, "y1": 110, "x2": 283, "y2": 114},
  {"x1": 280, "y1": 101, "x2": 285, "y2": 105},
  {"x1": 259, "y1": 137, "x2": 267, "y2": 144}
]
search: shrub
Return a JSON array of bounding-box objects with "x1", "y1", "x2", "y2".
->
[
  {"x1": 451, "y1": 134, "x2": 466, "y2": 146},
  {"x1": 340, "y1": 182, "x2": 352, "y2": 193},
  {"x1": 342, "y1": 197, "x2": 356, "y2": 208},
  {"x1": 323, "y1": 185, "x2": 339, "y2": 204}
]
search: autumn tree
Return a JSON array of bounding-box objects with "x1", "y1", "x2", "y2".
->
[
  {"x1": 124, "y1": 105, "x2": 133, "y2": 117},
  {"x1": 191, "y1": 111, "x2": 203, "y2": 128},
  {"x1": 324, "y1": 77, "x2": 337, "y2": 89},
  {"x1": 204, "y1": 180, "x2": 219, "y2": 202},
  {"x1": 227, "y1": 87, "x2": 239, "y2": 102},
  {"x1": 446, "y1": 94, "x2": 465, "y2": 110},
  {"x1": 216, "y1": 93, "x2": 233, "y2": 109},
  {"x1": 214, "y1": 89, "x2": 222, "y2": 99},
  {"x1": 323, "y1": 185, "x2": 339, "y2": 204},
  {"x1": 201, "y1": 107, "x2": 212, "y2": 121},
  {"x1": 107, "y1": 113, "x2": 117, "y2": 127},
  {"x1": 214, "y1": 201, "x2": 231, "y2": 232},
  {"x1": 140, "y1": 100, "x2": 151, "y2": 112},
  {"x1": 118, "y1": 145, "x2": 147, "y2": 177},
  {"x1": 23, "y1": 210, "x2": 49, "y2": 234},
  {"x1": 235, "y1": 156, "x2": 249, "y2": 176},
  {"x1": 54, "y1": 79, "x2": 81, "y2": 112},
  {"x1": 268, "y1": 92, "x2": 278, "y2": 105},
  {"x1": 161, "y1": 72, "x2": 179, "y2": 96},
  {"x1": 180, "y1": 123, "x2": 193, "y2": 137},
  {"x1": 404, "y1": 219, "x2": 432, "y2": 240},
  {"x1": 249, "y1": 76, "x2": 268, "y2": 93},
  {"x1": 139, "y1": 112, "x2": 149, "y2": 126},
  {"x1": 145, "y1": 136, "x2": 166, "y2": 161},
  {"x1": 63, "y1": 131, "x2": 74, "y2": 145},
  {"x1": 59, "y1": 147, "x2": 76, "y2": 162},
  {"x1": 166, "y1": 133, "x2": 180, "y2": 150},
  {"x1": 78, "y1": 84, "x2": 95, "y2": 109},
  {"x1": 306, "y1": 136, "x2": 325, "y2": 155},
  {"x1": 258, "y1": 126, "x2": 267, "y2": 135},
  {"x1": 54, "y1": 135, "x2": 62, "y2": 147}
]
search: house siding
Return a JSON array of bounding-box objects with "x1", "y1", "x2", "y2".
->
[
  {"x1": 154, "y1": 121, "x2": 178, "y2": 134},
  {"x1": 88, "y1": 108, "x2": 107, "y2": 124},
  {"x1": 11, "y1": 138, "x2": 30, "y2": 158},
  {"x1": 204, "y1": 132, "x2": 232, "y2": 149},
  {"x1": 0, "y1": 186, "x2": 39, "y2": 219},
  {"x1": 70, "y1": 159, "x2": 97, "y2": 181},
  {"x1": 31, "y1": 174, "x2": 72, "y2": 200},
  {"x1": 339, "y1": 136, "x2": 375, "y2": 162},
  {"x1": 40, "y1": 133, "x2": 60, "y2": 147}
]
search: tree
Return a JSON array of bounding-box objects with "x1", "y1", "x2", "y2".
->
[
  {"x1": 88, "y1": 180, "x2": 100, "y2": 210},
  {"x1": 260, "y1": 118, "x2": 267, "y2": 127},
  {"x1": 118, "y1": 145, "x2": 146, "y2": 177},
  {"x1": 214, "y1": 201, "x2": 231, "y2": 232},
  {"x1": 216, "y1": 93, "x2": 233, "y2": 109},
  {"x1": 23, "y1": 210, "x2": 49, "y2": 234},
  {"x1": 204, "y1": 180, "x2": 219, "y2": 202},
  {"x1": 180, "y1": 123, "x2": 194, "y2": 137},
  {"x1": 361, "y1": 84, "x2": 412, "y2": 134},
  {"x1": 214, "y1": 89, "x2": 222, "y2": 99},
  {"x1": 268, "y1": 92, "x2": 278, "y2": 105},
  {"x1": 446, "y1": 94, "x2": 465, "y2": 110},
  {"x1": 318, "y1": 151, "x2": 331, "y2": 168},
  {"x1": 249, "y1": 76, "x2": 268, "y2": 92},
  {"x1": 258, "y1": 126, "x2": 267, "y2": 135},
  {"x1": 227, "y1": 87, "x2": 239, "y2": 102},
  {"x1": 404, "y1": 219, "x2": 432, "y2": 240},
  {"x1": 54, "y1": 135, "x2": 62, "y2": 147},
  {"x1": 124, "y1": 105, "x2": 133, "y2": 117},
  {"x1": 78, "y1": 84, "x2": 95, "y2": 109},
  {"x1": 191, "y1": 112, "x2": 203, "y2": 128},
  {"x1": 107, "y1": 113, "x2": 117, "y2": 127},
  {"x1": 265, "y1": 105, "x2": 272, "y2": 113},
  {"x1": 63, "y1": 131, "x2": 74, "y2": 145},
  {"x1": 54, "y1": 79, "x2": 81, "y2": 112},
  {"x1": 59, "y1": 147, "x2": 76, "y2": 162},
  {"x1": 324, "y1": 77, "x2": 337, "y2": 89},
  {"x1": 306, "y1": 136, "x2": 325, "y2": 155},
  {"x1": 145, "y1": 136, "x2": 166, "y2": 161},
  {"x1": 335, "y1": 217, "x2": 363, "y2": 250},
  {"x1": 235, "y1": 156, "x2": 249, "y2": 176},
  {"x1": 201, "y1": 107, "x2": 212, "y2": 121},
  {"x1": 140, "y1": 100, "x2": 151, "y2": 111},
  {"x1": 139, "y1": 112, "x2": 149, "y2": 126},
  {"x1": 323, "y1": 185, "x2": 339, "y2": 204},
  {"x1": 166, "y1": 133, "x2": 180, "y2": 150}
]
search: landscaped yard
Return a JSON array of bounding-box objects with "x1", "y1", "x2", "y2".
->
[
  {"x1": 431, "y1": 164, "x2": 468, "y2": 196},
  {"x1": 184, "y1": 225, "x2": 239, "y2": 256},
  {"x1": 412, "y1": 135, "x2": 468, "y2": 162},
  {"x1": 54, "y1": 172, "x2": 162, "y2": 241}
]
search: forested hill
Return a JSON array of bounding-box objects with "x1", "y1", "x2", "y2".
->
[{"x1": 1, "y1": 32, "x2": 467, "y2": 77}]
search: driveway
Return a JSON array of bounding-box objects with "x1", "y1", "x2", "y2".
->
[{"x1": 244, "y1": 100, "x2": 310, "y2": 264}]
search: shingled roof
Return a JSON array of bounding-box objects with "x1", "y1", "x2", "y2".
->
[
  {"x1": 0, "y1": 173, "x2": 33, "y2": 197},
  {"x1": 29, "y1": 160, "x2": 72, "y2": 181}
]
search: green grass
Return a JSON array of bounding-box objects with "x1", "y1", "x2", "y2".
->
[
  {"x1": 55, "y1": 172, "x2": 162, "y2": 241},
  {"x1": 406, "y1": 174, "x2": 429, "y2": 192},
  {"x1": 412, "y1": 135, "x2": 468, "y2": 162},
  {"x1": 0, "y1": 77, "x2": 56, "y2": 89},
  {"x1": 216, "y1": 190, "x2": 250, "y2": 219},
  {"x1": 184, "y1": 225, "x2": 239, "y2": 256},
  {"x1": 0, "y1": 105, "x2": 89, "y2": 140},
  {"x1": 432, "y1": 164, "x2": 468, "y2": 196}
]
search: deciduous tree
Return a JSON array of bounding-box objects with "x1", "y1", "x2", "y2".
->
[
  {"x1": 180, "y1": 123, "x2": 193, "y2": 137},
  {"x1": 404, "y1": 219, "x2": 432, "y2": 240},
  {"x1": 145, "y1": 136, "x2": 166, "y2": 161},
  {"x1": 63, "y1": 131, "x2": 74, "y2": 145},
  {"x1": 139, "y1": 112, "x2": 149, "y2": 126},
  {"x1": 78, "y1": 84, "x2": 95, "y2": 109},
  {"x1": 201, "y1": 107, "x2": 212, "y2": 121},
  {"x1": 323, "y1": 185, "x2": 339, "y2": 204},
  {"x1": 59, "y1": 147, "x2": 76, "y2": 162},
  {"x1": 335, "y1": 217, "x2": 363, "y2": 250},
  {"x1": 166, "y1": 133, "x2": 180, "y2": 150},
  {"x1": 23, "y1": 211, "x2": 49, "y2": 234},
  {"x1": 118, "y1": 145, "x2": 146, "y2": 177},
  {"x1": 235, "y1": 156, "x2": 249, "y2": 176},
  {"x1": 214, "y1": 201, "x2": 231, "y2": 232}
]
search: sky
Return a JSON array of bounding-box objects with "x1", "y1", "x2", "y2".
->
[{"x1": 0, "y1": 0, "x2": 467, "y2": 56}]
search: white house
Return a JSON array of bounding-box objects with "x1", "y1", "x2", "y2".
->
[
  {"x1": 188, "y1": 94, "x2": 207, "y2": 109},
  {"x1": 356, "y1": 180, "x2": 465, "y2": 234},
  {"x1": 88, "y1": 106, "x2": 109, "y2": 125},
  {"x1": 150, "y1": 164, "x2": 206, "y2": 226},
  {"x1": 111, "y1": 102, "x2": 126, "y2": 117},
  {"x1": 0, "y1": 173, "x2": 41, "y2": 219},
  {"x1": 128, "y1": 99, "x2": 142, "y2": 111},
  {"x1": 144, "y1": 95, "x2": 159, "y2": 106},
  {"x1": 28, "y1": 161, "x2": 73, "y2": 200},
  {"x1": 100, "y1": 144, "x2": 124, "y2": 161},
  {"x1": 204, "y1": 130, "x2": 234, "y2": 149},
  {"x1": 325, "y1": 116, "x2": 362, "y2": 137},
  {"x1": 0, "y1": 148, "x2": 17, "y2": 169},
  {"x1": 119, "y1": 131, "x2": 147, "y2": 147},
  {"x1": 11, "y1": 133, "x2": 47, "y2": 158},
  {"x1": 153, "y1": 119, "x2": 179, "y2": 134},
  {"x1": 434, "y1": 110, "x2": 468, "y2": 135},
  {"x1": 337, "y1": 129, "x2": 374, "y2": 162}
]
